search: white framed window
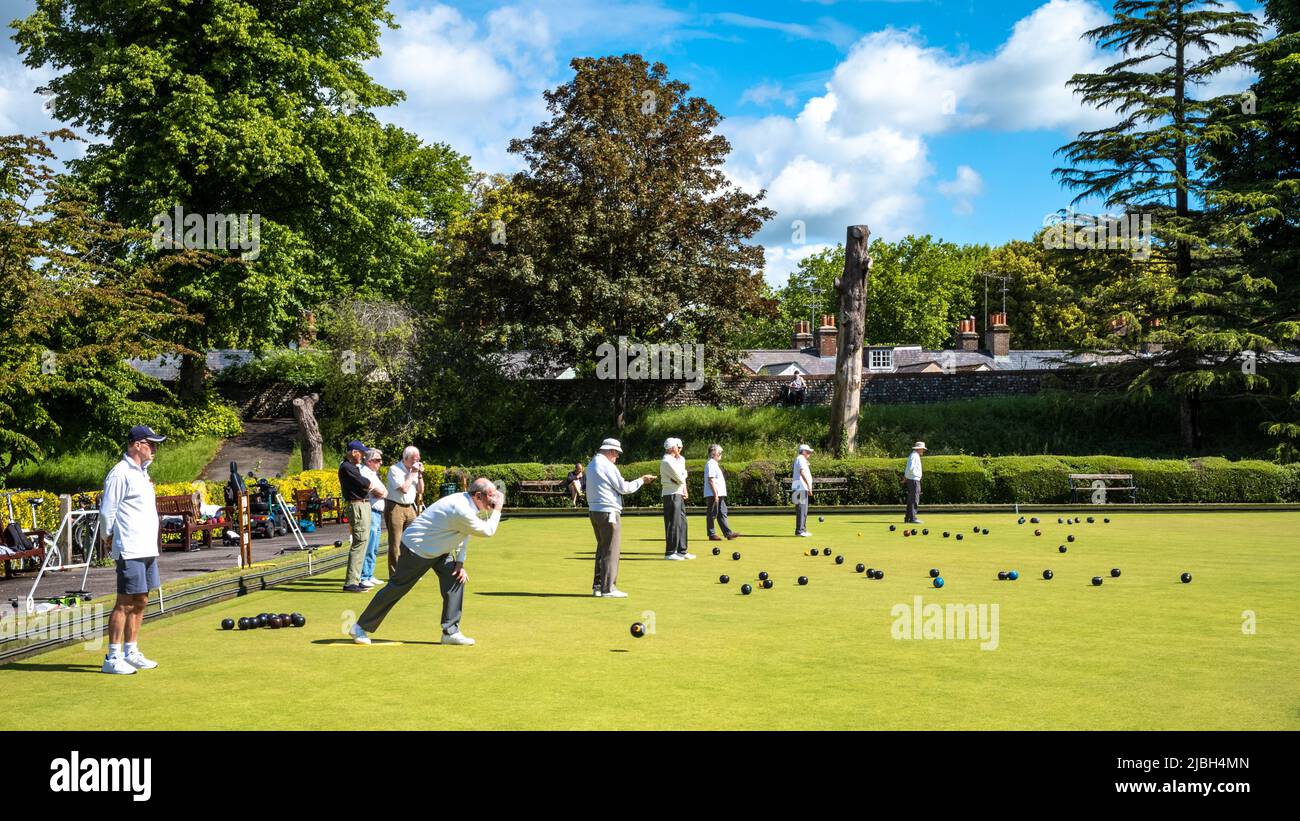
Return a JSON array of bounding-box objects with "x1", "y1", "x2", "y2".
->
[{"x1": 868, "y1": 348, "x2": 893, "y2": 371}]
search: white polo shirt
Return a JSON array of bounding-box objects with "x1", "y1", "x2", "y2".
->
[
  {"x1": 660, "y1": 453, "x2": 687, "y2": 497},
  {"x1": 905, "y1": 451, "x2": 923, "y2": 481},
  {"x1": 704, "y1": 458, "x2": 727, "y2": 498},
  {"x1": 386, "y1": 461, "x2": 421, "y2": 506},
  {"x1": 361, "y1": 465, "x2": 385, "y2": 513},
  {"x1": 99, "y1": 455, "x2": 159, "y2": 561},
  {"x1": 791, "y1": 454, "x2": 812, "y2": 492},
  {"x1": 400, "y1": 492, "x2": 500, "y2": 562}
]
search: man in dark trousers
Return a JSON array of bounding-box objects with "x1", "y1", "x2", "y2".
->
[
  {"x1": 904, "y1": 441, "x2": 926, "y2": 524},
  {"x1": 340, "y1": 440, "x2": 385, "y2": 592}
]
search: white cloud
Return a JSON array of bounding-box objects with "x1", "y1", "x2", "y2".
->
[
  {"x1": 938, "y1": 165, "x2": 983, "y2": 215},
  {"x1": 740, "y1": 81, "x2": 797, "y2": 108}
]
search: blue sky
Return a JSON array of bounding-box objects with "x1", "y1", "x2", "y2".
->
[{"x1": 0, "y1": 0, "x2": 1266, "y2": 285}]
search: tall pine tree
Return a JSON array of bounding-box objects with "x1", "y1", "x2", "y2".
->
[{"x1": 1054, "y1": 0, "x2": 1266, "y2": 448}]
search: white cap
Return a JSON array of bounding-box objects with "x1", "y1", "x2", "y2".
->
[
  {"x1": 798, "y1": 443, "x2": 814, "y2": 453},
  {"x1": 664, "y1": 437, "x2": 682, "y2": 451},
  {"x1": 912, "y1": 441, "x2": 927, "y2": 451},
  {"x1": 599, "y1": 438, "x2": 623, "y2": 453}
]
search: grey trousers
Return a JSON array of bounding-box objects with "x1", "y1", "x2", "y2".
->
[
  {"x1": 905, "y1": 479, "x2": 921, "y2": 521},
  {"x1": 663, "y1": 494, "x2": 688, "y2": 555},
  {"x1": 794, "y1": 489, "x2": 809, "y2": 534},
  {"x1": 589, "y1": 511, "x2": 621, "y2": 593},
  {"x1": 346, "y1": 501, "x2": 371, "y2": 586},
  {"x1": 356, "y1": 545, "x2": 463, "y2": 636},
  {"x1": 706, "y1": 496, "x2": 733, "y2": 538}
]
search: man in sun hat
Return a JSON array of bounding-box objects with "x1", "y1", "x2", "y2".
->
[
  {"x1": 98, "y1": 425, "x2": 167, "y2": 674},
  {"x1": 792, "y1": 443, "x2": 814, "y2": 537},
  {"x1": 904, "y1": 441, "x2": 927, "y2": 524},
  {"x1": 586, "y1": 438, "x2": 657, "y2": 598}
]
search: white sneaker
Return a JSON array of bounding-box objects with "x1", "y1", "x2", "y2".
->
[
  {"x1": 441, "y1": 631, "x2": 476, "y2": 646},
  {"x1": 101, "y1": 656, "x2": 136, "y2": 675},
  {"x1": 592, "y1": 588, "x2": 602, "y2": 598},
  {"x1": 603, "y1": 588, "x2": 628, "y2": 599},
  {"x1": 665, "y1": 553, "x2": 686, "y2": 561},
  {"x1": 360, "y1": 578, "x2": 378, "y2": 588},
  {"x1": 797, "y1": 531, "x2": 812, "y2": 537},
  {"x1": 683, "y1": 552, "x2": 697, "y2": 560},
  {"x1": 123, "y1": 651, "x2": 158, "y2": 670},
  {"x1": 350, "y1": 623, "x2": 371, "y2": 645}
]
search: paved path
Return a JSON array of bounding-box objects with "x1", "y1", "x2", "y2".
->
[
  {"x1": 202, "y1": 419, "x2": 298, "y2": 481},
  {"x1": 0, "y1": 521, "x2": 353, "y2": 608}
]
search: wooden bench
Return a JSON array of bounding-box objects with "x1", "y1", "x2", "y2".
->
[
  {"x1": 780, "y1": 477, "x2": 848, "y2": 499},
  {"x1": 1, "y1": 530, "x2": 46, "y2": 578},
  {"x1": 156, "y1": 492, "x2": 223, "y2": 552},
  {"x1": 1068, "y1": 473, "x2": 1138, "y2": 503},
  {"x1": 294, "y1": 488, "x2": 341, "y2": 527},
  {"x1": 519, "y1": 480, "x2": 568, "y2": 496}
]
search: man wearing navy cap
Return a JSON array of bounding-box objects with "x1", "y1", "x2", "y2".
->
[
  {"x1": 340, "y1": 440, "x2": 386, "y2": 592},
  {"x1": 98, "y1": 425, "x2": 167, "y2": 674}
]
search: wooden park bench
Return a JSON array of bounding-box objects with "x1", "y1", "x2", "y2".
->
[
  {"x1": 519, "y1": 480, "x2": 569, "y2": 497},
  {"x1": 1, "y1": 529, "x2": 47, "y2": 578},
  {"x1": 780, "y1": 477, "x2": 849, "y2": 500},
  {"x1": 156, "y1": 492, "x2": 223, "y2": 552},
  {"x1": 1068, "y1": 473, "x2": 1138, "y2": 504},
  {"x1": 294, "y1": 488, "x2": 341, "y2": 527}
]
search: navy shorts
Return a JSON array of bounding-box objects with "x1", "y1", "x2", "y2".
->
[{"x1": 116, "y1": 557, "x2": 160, "y2": 596}]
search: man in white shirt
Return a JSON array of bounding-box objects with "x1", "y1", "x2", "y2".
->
[
  {"x1": 904, "y1": 441, "x2": 927, "y2": 524},
  {"x1": 792, "y1": 443, "x2": 814, "y2": 536},
  {"x1": 660, "y1": 437, "x2": 693, "y2": 560},
  {"x1": 384, "y1": 446, "x2": 424, "y2": 577},
  {"x1": 97, "y1": 425, "x2": 167, "y2": 675},
  {"x1": 790, "y1": 373, "x2": 807, "y2": 406},
  {"x1": 351, "y1": 477, "x2": 503, "y2": 646},
  {"x1": 359, "y1": 449, "x2": 386, "y2": 588},
  {"x1": 704, "y1": 444, "x2": 739, "y2": 541},
  {"x1": 586, "y1": 438, "x2": 657, "y2": 597}
]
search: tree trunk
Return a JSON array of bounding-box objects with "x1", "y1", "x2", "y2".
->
[
  {"x1": 828, "y1": 225, "x2": 872, "y2": 457},
  {"x1": 292, "y1": 393, "x2": 324, "y2": 470},
  {"x1": 1179, "y1": 389, "x2": 1202, "y2": 450},
  {"x1": 614, "y1": 376, "x2": 628, "y2": 431},
  {"x1": 177, "y1": 353, "x2": 206, "y2": 401}
]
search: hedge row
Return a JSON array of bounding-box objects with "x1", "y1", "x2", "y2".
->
[{"x1": 4, "y1": 457, "x2": 1299, "y2": 532}]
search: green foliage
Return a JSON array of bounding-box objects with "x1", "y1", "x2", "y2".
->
[
  {"x1": 13, "y1": 0, "x2": 475, "y2": 396},
  {"x1": 444, "y1": 55, "x2": 775, "y2": 425},
  {"x1": 4, "y1": 436, "x2": 224, "y2": 498},
  {"x1": 215, "y1": 349, "x2": 331, "y2": 389},
  {"x1": 0, "y1": 131, "x2": 194, "y2": 481}
]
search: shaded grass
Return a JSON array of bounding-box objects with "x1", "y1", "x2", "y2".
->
[
  {"x1": 5, "y1": 437, "x2": 225, "y2": 493},
  {"x1": 3, "y1": 510, "x2": 1296, "y2": 729}
]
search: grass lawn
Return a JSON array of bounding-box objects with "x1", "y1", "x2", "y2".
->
[
  {"x1": 2, "y1": 509, "x2": 1296, "y2": 729},
  {"x1": 6, "y1": 436, "x2": 224, "y2": 494}
]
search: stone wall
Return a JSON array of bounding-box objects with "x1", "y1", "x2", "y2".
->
[{"x1": 523, "y1": 371, "x2": 1055, "y2": 409}]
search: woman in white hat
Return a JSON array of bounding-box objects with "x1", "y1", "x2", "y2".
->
[
  {"x1": 660, "y1": 437, "x2": 692, "y2": 560},
  {"x1": 904, "y1": 441, "x2": 927, "y2": 524}
]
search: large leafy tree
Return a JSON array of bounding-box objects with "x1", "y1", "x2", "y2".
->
[
  {"x1": 1201, "y1": 0, "x2": 1300, "y2": 459},
  {"x1": 446, "y1": 54, "x2": 774, "y2": 428},
  {"x1": 1054, "y1": 0, "x2": 1267, "y2": 447},
  {"x1": 0, "y1": 131, "x2": 191, "y2": 481},
  {"x1": 13, "y1": 0, "x2": 473, "y2": 397}
]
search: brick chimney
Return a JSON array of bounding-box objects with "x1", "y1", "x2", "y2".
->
[
  {"x1": 792, "y1": 320, "x2": 813, "y2": 352},
  {"x1": 985, "y1": 311, "x2": 1010, "y2": 358},
  {"x1": 816, "y1": 314, "x2": 837, "y2": 357},
  {"x1": 1141, "y1": 317, "x2": 1164, "y2": 354},
  {"x1": 956, "y1": 316, "x2": 979, "y2": 352}
]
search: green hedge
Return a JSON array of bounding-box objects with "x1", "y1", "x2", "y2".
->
[{"x1": 5, "y1": 457, "x2": 1297, "y2": 531}]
